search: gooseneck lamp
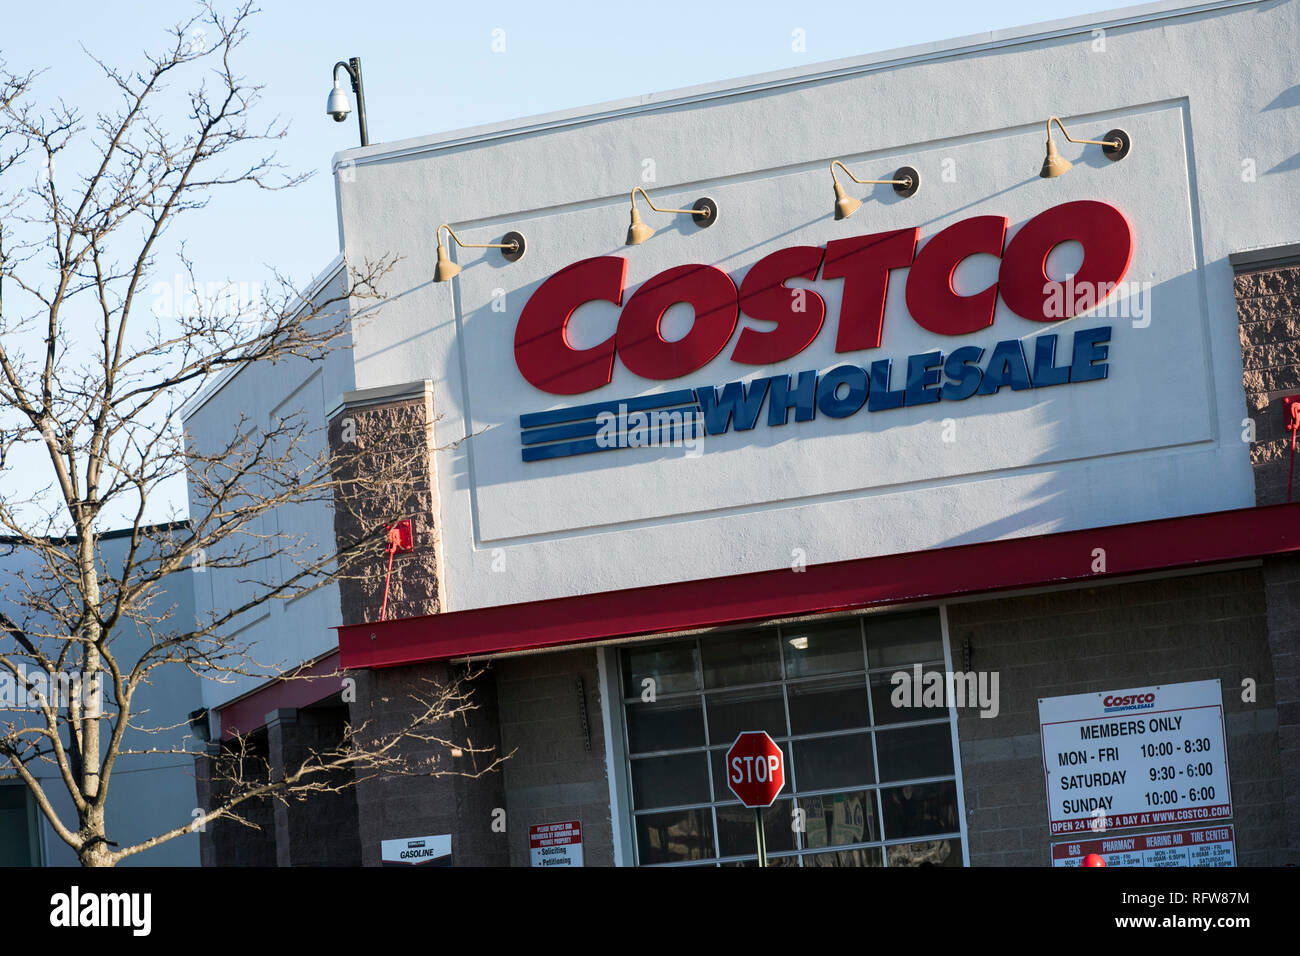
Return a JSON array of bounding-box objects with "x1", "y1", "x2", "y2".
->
[
  {"x1": 625, "y1": 188, "x2": 718, "y2": 245},
  {"x1": 830, "y1": 160, "x2": 920, "y2": 220},
  {"x1": 327, "y1": 57, "x2": 369, "y2": 147},
  {"x1": 1040, "y1": 117, "x2": 1131, "y2": 178},
  {"x1": 434, "y1": 224, "x2": 527, "y2": 282}
]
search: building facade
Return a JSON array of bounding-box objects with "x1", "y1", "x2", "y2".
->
[
  {"x1": 187, "y1": 0, "x2": 1300, "y2": 866},
  {"x1": 0, "y1": 527, "x2": 202, "y2": 867}
]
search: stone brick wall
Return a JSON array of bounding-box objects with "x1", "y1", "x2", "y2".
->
[
  {"x1": 948, "y1": 567, "x2": 1286, "y2": 866},
  {"x1": 496, "y1": 649, "x2": 614, "y2": 866},
  {"x1": 327, "y1": 382, "x2": 517, "y2": 866},
  {"x1": 328, "y1": 383, "x2": 441, "y2": 627},
  {"x1": 1232, "y1": 256, "x2": 1300, "y2": 865},
  {"x1": 1233, "y1": 261, "x2": 1300, "y2": 506}
]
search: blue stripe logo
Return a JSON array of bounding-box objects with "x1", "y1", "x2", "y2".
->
[{"x1": 519, "y1": 390, "x2": 703, "y2": 462}]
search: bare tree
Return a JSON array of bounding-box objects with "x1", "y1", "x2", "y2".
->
[{"x1": 0, "y1": 2, "x2": 505, "y2": 866}]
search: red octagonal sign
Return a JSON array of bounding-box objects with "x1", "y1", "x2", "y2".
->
[{"x1": 726, "y1": 731, "x2": 786, "y2": 808}]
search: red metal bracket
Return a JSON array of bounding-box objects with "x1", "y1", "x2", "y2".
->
[
  {"x1": 386, "y1": 519, "x2": 414, "y2": 554},
  {"x1": 379, "y1": 519, "x2": 414, "y2": 621}
]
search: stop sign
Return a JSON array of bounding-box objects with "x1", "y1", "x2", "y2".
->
[{"x1": 726, "y1": 731, "x2": 785, "y2": 807}]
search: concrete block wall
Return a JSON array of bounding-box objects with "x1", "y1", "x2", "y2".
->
[
  {"x1": 947, "y1": 567, "x2": 1285, "y2": 866},
  {"x1": 346, "y1": 663, "x2": 510, "y2": 866},
  {"x1": 1262, "y1": 556, "x2": 1300, "y2": 865},
  {"x1": 195, "y1": 734, "x2": 277, "y2": 866},
  {"x1": 266, "y1": 706, "x2": 363, "y2": 867},
  {"x1": 496, "y1": 649, "x2": 615, "y2": 866}
]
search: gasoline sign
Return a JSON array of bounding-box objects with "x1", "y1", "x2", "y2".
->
[{"x1": 380, "y1": 834, "x2": 452, "y2": 866}]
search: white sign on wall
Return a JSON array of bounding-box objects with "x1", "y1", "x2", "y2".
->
[
  {"x1": 1051, "y1": 825, "x2": 1236, "y2": 867},
  {"x1": 381, "y1": 834, "x2": 452, "y2": 866},
  {"x1": 529, "y1": 820, "x2": 583, "y2": 867},
  {"x1": 1038, "y1": 680, "x2": 1231, "y2": 836}
]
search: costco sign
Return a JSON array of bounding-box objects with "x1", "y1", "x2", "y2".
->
[{"x1": 514, "y1": 200, "x2": 1134, "y2": 462}]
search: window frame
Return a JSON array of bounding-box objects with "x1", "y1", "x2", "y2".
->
[{"x1": 609, "y1": 605, "x2": 970, "y2": 867}]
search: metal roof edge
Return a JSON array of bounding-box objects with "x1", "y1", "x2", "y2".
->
[
  {"x1": 330, "y1": 0, "x2": 1259, "y2": 172},
  {"x1": 178, "y1": 254, "x2": 347, "y2": 423}
]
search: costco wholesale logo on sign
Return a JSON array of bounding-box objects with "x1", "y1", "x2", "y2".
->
[
  {"x1": 514, "y1": 200, "x2": 1132, "y2": 462},
  {"x1": 726, "y1": 731, "x2": 786, "y2": 808}
]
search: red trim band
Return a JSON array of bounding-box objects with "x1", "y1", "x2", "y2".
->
[
  {"x1": 337, "y1": 503, "x2": 1300, "y2": 669},
  {"x1": 217, "y1": 651, "x2": 342, "y2": 740}
]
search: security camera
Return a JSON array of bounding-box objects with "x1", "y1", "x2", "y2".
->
[
  {"x1": 326, "y1": 81, "x2": 352, "y2": 122},
  {"x1": 326, "y1": 58, "x2": 368, "y2": 145}
]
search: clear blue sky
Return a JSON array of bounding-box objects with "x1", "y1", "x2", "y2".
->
[
  {"x1": 2, "y1": 0, "x2": 1137, "y2": 525},
  {"x1": 6, "y1": 0, "x2": 1134, "y2": 285}
]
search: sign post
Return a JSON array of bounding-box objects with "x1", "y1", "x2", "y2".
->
[{"x1": 725, "y1": 731, "x2": 786, "y2": 867}]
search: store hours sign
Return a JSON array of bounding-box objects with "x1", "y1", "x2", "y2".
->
[{"x1": 1038, "y1": 680, "x2": 1231, "y2": 836}]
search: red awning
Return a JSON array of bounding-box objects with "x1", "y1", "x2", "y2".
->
[{"x1": 337, "y1": 502, "x2": 1300, "y2": 669}]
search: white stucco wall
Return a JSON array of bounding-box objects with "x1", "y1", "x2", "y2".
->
[
  {"x1": 328, "y1": 0, "x2": 1298, "y2": 616},
  {"x1": 181, "y1": 261, "x2": 356, "y2": 711}
]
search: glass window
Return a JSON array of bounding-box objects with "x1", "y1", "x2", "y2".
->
[
  {"x1": 865, "y1": 610, "x2": 944, "y2": 669},
  {"x1": 716, "y1": 800, "x2": 796, "y2": 857},
  {"x1": 635, "y1": 808, "x2": 715, "y2": 865},
  {"x1": 804, "y1": 847, "x2": 883, "y2": 867},
  {"x1": 706, "y1": 686, "x2": 785, "y2": 744},
  {"x1": 782, "y1": 620, "x2": 864, "y2": 678},
  {"x1": 879, "y1": 781, "x2": 960, "y2": 840},
  {"x1": 724, "y1": 853, "x2": 802, "y2": 867},
  {"x1": 625, "y1": 697, "x2": 704, "y2": 753},
  {"x1": 869, "y1": 666, "x2": 950, "y2": 725},
  {"x1": 875, "y1": 722, "x2": 955, "y2": 782},
  {"x1": 701, "y1": 629, "x2": 782, "y2": 688},
  {"x1": 792, "y1": 732, "x2": 876, "y2": 791},
  {"x1": 886, "y1": 838, "x2": 962, "y2": 867},
  {"x1": 798, "y1": 790, "x2": 879, "y2": 848},
  {"x1": 621, "y1": 609, "x2": 962, "y2": 867},
  {"x1": 623, "y1": 642, "x2": 700, "y2": 697},
  {"x1": 631, "y1": 753, "x2": 711, "y2": 809},
  {"x1": 787, "y1": 675, "x2": 869, "y2": 735}
]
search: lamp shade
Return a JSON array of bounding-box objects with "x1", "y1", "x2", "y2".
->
[
  {"x1": 626, "y1": 206, "x2": 655, "y2": 245},
  {"x1": 1040, "y1": 136, "x2": 1073, "y2": 178},
  {"x1": 434, "y1": 243, "x2": 461, "y2": 282},
  {"x1": 833, "y1": 181, "x2": 862, "y2": 220}
]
